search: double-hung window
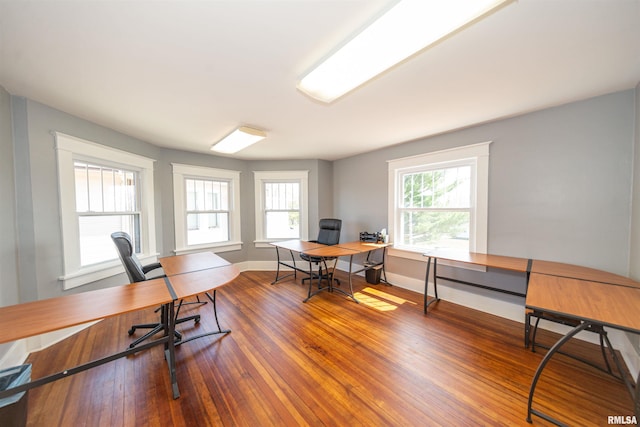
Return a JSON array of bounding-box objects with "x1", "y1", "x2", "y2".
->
[
  {"x1": 74, "y1": 161, "x2": 140, "y2": 265},
  {"x1": 254, "y1": 171, "x2": 308, "y2": 247},
  {"x1": 172, "y1": 164, "x2": 241, "y2": 254},
  {"x1": 388, "y1": 142, "x2": 490, "y2": 256},
  {"x1": 55, "y1": 132, "x2": 157, "y2": 290}
]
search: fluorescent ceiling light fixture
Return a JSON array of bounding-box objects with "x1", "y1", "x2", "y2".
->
[
  {"x1": 298, "y1": 0, "x2": 511, "y2": 103},
  {"x1": 211, "y1": 126, "x2": 267, "y2": 154}
]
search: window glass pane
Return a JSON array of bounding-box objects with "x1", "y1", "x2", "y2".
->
[
  {"x1": 75, "y1": 161, "x2": 137, "y2": 213},
  {"x1": 78, "y1": 214, "x2": 139, "y2": 266},
  {"x1": 264, "y1": 182, "x2": 300, "y2": 239},
  {"x1": 266, "y1": 211, "x2": 300, "y2": 239},
  {"x1": 186, "y1": 179, "x2": 229, "y2": 212},
  {"x1": 123, "y1": 171, "x2": 137, "y2": 211},
  {"x1": 113, "y1": 169, "x2": 125, "y2": 211},
  {"x1": 87, "y1": 164, "x2": 103, "y2": 212},
  {"x1": 183, "y1": 178, "x2": 232, "y2": 246},
  {"x1": 403, "y1": 166, "x2": 470, "y2": 209},
  {"x1": 195, "y1": 180, "x2": 205, "y2": 211},
  {"x1": 102, "y1": 168, "x2": 115, "y2": 212},
  {"x1": 219, "y1": 181, "x2": 229, "y2": 210},
  {"x1": 265, "y1": 182, "x2": 299, "y2": 211},
  {"x1": 187, "y1": 213, "x2": 229, "y2": 245},
  {"x1": 437, "y1": 166, "x2": 470, "y2": 208},
  {"x1": 186, "y1": 179, "x2": 196, "y2": 211},
  {"x1": 74, "y1": 162, "x2": 89, "y2": 212},
  {"x1": 204, "y1": 180, "x2": 213, "y2": 210},
  {"x1": 400, "y1": 211, "x2": 469, "y2": 251},
  {"x1": 74, "y1": 161, "x2": 140, "y2": 266},
  {"x1": 289, "y1": 183, "x2": 299, "y2": 209}
]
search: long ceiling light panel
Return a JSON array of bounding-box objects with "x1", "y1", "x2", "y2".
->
[
  {"x1": 211, "y1": 126, "x2": 267, "y2": 154},
  {"x1": 297, "y1": 0, "x2": 511, "y2": 103}
]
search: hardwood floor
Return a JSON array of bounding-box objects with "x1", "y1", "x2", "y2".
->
[{"x1": 25, "y1": 271, "x2": 636, "y2": 426}]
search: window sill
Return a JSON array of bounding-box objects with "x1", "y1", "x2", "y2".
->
[
  {"x1": 173, "y1": 241, "x2": 242, "y2": 256},
  {"x1": 59, "y1": 254, "x2": 159, "y2": 290},
  {"x1": 388, "y1": 246, "x2": 486, "y2": 272},
  {"x1": 254, "y1": 239, "x2": 296, "y2": 249}
]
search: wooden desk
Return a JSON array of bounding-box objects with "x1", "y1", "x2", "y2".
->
[
  {"x1": 525, "y1": 273, "x2": 640, "y2": 425},
  {"x1": 420, "y1": 250, "x2": 640, "y2": 423},
  {"x1": 0, "y1": 277, "x2": 171, "y2": 347},
  {"x1": 160, "y1": 251, "x2": 231, "y2": 277},
  {"x1": 0, "y1": 252, "x2": 239, "y2": 402},
  {"x1": 335, "y1": 241, "x2": 391, "y2": 285},
  {"x1": 422, "y1": 250, "x2": 532, "y2": 314},
  {"x1": 271, "y1": 239, "x2": 327, "y2": 285},
  {"x1": 531, "y1": 259, "x2": 640, "y2": 288},
  {"x1": 271, "y1": 240, "x2": 391, "y2": 303},
  {"x1": 299, "y1": 244, "x2": 360, "y2": 302}
]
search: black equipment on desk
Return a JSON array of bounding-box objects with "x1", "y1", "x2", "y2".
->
[{"x1": 360, "y1": 232, "x2": 383, "y2": 243}]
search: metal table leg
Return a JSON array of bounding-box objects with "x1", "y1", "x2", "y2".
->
[
  {"x1": 163, "y1": 301, "x2": 180, "y2": 399},
  {"x1": 527, "y1": 321, "x2": 589, "y2": 425},
  {"x1": 175, "y1": 290, "x2": 231, "y2": 346},
  {"x1": 423, "y1": 256, "x2": 439, "y2": 314}
]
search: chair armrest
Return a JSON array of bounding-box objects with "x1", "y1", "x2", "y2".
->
[{"x1": 142, "y1": 262, "x2": 163, "y2": 274}]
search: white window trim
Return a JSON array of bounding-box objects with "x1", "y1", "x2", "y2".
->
[
  {"x1": 387, "y1": 142, "x2": 491, "y2": 262},
  {"x1": 54, "y1": 132, "x2": 157, "y2": 290},
  {"x1": 254, "y1": 170, "x2": 309, "y2": 248},
  {"x1": 172, "y1": 163, "x2": 242, "y2": 255}
]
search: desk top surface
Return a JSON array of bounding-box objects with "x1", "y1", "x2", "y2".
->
[
  {"x1": 167, "y1": 264, "x2": 240, "y2": 300},
  {"x1": 531, "y1": 259, "x2": 640, "y2": 288},
  {"x1": 526, "y1": 273, "x2": 640, "y2": 334},
  {"x1": 335, "y1": 241, "x2": 391, "y2": 252},
  {"x1": 270, "y1": 240, "x2": 326, "y2": 252},
  {"x1": 160, "y1": 251, "x2": 230, "y2": 276},
  {"x1": 0, "y1": 277, "x2": 172, "y2": 345},
  {"x1": 0, "y1": 252, "x2": 239, "y2": 345},
  {"x1": 302, "y1": 245, "x2": 360, "y2": 257},
  {"x1": 423, "y1": 250, "x2": 530, "y2": 272},
  {"x1": 271, "y1": 240, "x2": 390, "y2": 256}
]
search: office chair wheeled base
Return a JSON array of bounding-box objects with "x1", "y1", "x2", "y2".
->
[{"x1": 128, "y1": 310, "x2": 201, "y2": 349}]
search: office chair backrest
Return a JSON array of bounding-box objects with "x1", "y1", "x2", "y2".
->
[
  {"x1": 111, "y1": 231, "x2": 146, "y2": 283},
  {"x1": 316, "y1": 218, "x2": 342, "y2": 246}
]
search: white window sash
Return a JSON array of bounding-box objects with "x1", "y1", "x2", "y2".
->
[
  {"x1": 388, "y1": 142, "x2": 490, "y2": 258},
  {"x1": 54, "y1": 132, "x2": 157, "y2": 289},
  {"x1": 254, "y1": 170, "x2": 309, "y2": 247},
  {"x1": 172, "y1": 163, "x2": 241, "y2": 255}
]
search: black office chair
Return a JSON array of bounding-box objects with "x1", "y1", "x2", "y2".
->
[
  {"x1": 300, "y1": 218, "x2": 342, "y2": 288},
  {"x1": 111, "y1": 231, "x2": 200, "y2": 348}
]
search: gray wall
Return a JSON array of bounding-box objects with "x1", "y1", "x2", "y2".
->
[
  {"x1": 1, "y1": 87, "x2": 638, "y2": 361},
  {"x1": 11, "y1": 98, "x2": 165, "y2": 301},
  {"x1": 0, "y1": 86, "x2": 18, "y2": 308},
  {"x1": 3, "y1": 89, "x2": 637, "y2": 304},
  {"x1": 0, "y1": 86, "x2": 19, "y2": 359},
  {"x1": 629, "y1": 83, "x2": 640, "y2": 280},
  {"x1": 627, "y1": 84, "x2": 640, "y2": 353},
  {"x1": 334, "y1": 90, "x2": 636, "y2": 286},
  {"x1": 4, "y1": 95, "x2": 333, "y2": 305}
]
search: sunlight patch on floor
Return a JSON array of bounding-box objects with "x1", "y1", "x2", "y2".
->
[
  {"x1": 354, "y1": 287, "x2": 418, "y2": 312},
  {"x1": 353, "y1": 292, "x2": 397, "y2": 311}
]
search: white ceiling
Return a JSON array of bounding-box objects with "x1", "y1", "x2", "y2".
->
[{"x1": 1, "y1": 0, "x2": 639, "y2": 161}]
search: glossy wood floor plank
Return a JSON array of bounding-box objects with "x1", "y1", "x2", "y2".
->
[{"x1": 25, "y1": 271, "x2": 635, "y2": 426}]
